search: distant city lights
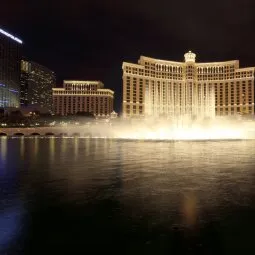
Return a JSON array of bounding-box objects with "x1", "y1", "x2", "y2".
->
[{"x1": 0, "y1": 28, "x2": 23, "y2": 44}]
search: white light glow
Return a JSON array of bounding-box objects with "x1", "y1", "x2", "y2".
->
[
  {"x1": 0, "y1": 28, "x2": 23, "y2": 44},
  {"x1": 92, "y1": 118, "x2": 255, "y2": 140}
]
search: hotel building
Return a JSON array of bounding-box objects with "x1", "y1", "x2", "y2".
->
[
  {"x1": 20, "y1": 60, "x2": 56, "y2": 111},
  {"x1": 122, "y1": 51, "x2": 255, "y2": 119},
  {"x1": 53, "y1": 80, "x2": 114, "y2": 116},
  {"x1": 0, "y1": 28, "x2": 22, "y2": 108}
]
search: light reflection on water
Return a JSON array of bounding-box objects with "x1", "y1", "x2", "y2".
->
[
  {"x1": 0, "y1": 137, "x2": 7, "y2": 164},
  {"x1": 0, "y1": 138, "x2": 255, "y2": 254},
  {"x1": 20, "y1": 137, "x2": 25, "y2": 160}
]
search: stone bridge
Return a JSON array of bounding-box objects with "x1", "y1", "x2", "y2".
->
[{"x1": 0, "y1": 126, "x2": 106, "y2": 137}]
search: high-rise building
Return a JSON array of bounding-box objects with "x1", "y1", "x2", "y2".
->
[
  {"x1": 53, "y1": 80, "x2": 114, "y2": 116},
  {"x1": 20, "y1": 60, "x2": 29, "y2": 106},
  {"x1": 20, "y1": 60, "x2": 56, "y2": 111},
  {"x1": 0, "y1": 28, "x2": 22, "y2": 108},
  {"x1": 122, "y1": 51, "x2": 255, "y2": 119}
]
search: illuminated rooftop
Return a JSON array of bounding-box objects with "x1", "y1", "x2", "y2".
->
[
  {"x1": 184, "y1": 51, "x2": 196, "y2": 63},
  {"x1": 63, "y1": 80, "x2": 103, "y2": 85},
  {"x1": 137, "y1": 53, "x2": 240, "y2": 67}
]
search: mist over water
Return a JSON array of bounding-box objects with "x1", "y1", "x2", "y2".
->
[{"x1": 86, "y1": 117, "x2": 255, "y2": 140}]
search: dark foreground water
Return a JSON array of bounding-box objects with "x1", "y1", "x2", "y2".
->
[{"x1": 1, "y1": 138, "x2": 255, "y2": 254}]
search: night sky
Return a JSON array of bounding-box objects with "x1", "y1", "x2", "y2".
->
[{"x1": 2, "y1": 0, "x2": 255, "y2": 112}]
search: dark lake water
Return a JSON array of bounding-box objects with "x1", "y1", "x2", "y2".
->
[{"x1": 1, "y1": 138, "x2": 255, "y2": 254}]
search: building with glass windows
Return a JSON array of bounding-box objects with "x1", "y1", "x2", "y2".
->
[
  {"x1": 122, "y1": 51, "x2": 255, "y2": 119},
  {"x1": 20, "y1": 60, "x2": 29, "y2": 106},
  {"x1": 20, "y1": 60, "x2": 56, "y2": 112},
  {"x1": 53, "y1": 80, "x2": 114, "y2": 116},
  {"x1": 0, "y1": 28, "x2": 22, "y2": 108}
]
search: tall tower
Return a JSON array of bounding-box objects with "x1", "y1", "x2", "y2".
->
[{"x1": 0, "y1": 28, "x2": 22, "y2": 108}]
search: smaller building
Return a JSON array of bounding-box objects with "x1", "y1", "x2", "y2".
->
[{"x1": 53, "y1": 80, "x2": 114, "y2": 116}]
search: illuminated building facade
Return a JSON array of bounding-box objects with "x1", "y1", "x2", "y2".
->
[
  {"x1": 53, "y1": 80, "x2": 114, "y2": 116},
  {"x1": 20, "y1": 60, "x2": 29, "y2": 106},
  {"x1": 20, "y1": 60, "x2": 56, "y2": 111},
  {"x1": 0, "y1": 28, "x2": 22, "y2": 108},
  {"x1": 122, "y1": 51, "x2": 255, "y2": 119}
]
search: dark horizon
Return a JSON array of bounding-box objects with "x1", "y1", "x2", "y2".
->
[{"x1": 2, "y1": 0, "x2": 255, "y2": 112}]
